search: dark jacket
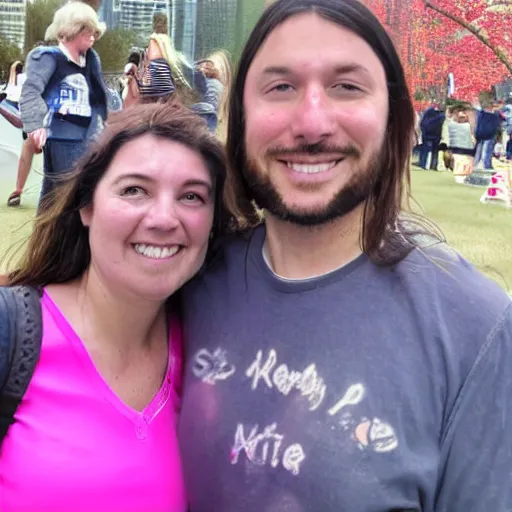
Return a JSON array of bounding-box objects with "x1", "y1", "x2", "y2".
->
[
  {"x1": 475, "y1": 110, "x2": 501, "y2": 142},
  {"x1": 420, "y1": 107, "x2": 445, "y2": 139}
]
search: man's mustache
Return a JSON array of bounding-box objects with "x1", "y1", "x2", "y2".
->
[{"x1": 266, "y1": 142, "x2": 361, "y2": 159}]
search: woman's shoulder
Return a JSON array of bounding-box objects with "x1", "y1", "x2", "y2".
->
[{"x1": 147, "y1": 38, "x2": 164, "y2": 60}]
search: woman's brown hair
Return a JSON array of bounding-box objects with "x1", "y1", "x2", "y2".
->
[{"x1": 8, "y1": 103, "x2": 230, "y2": 287}]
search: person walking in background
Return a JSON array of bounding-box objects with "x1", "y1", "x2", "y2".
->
[
  {"x1": 1, "y1": 60, "x2": 38, "y2": 208},
  {"x1": 445, "y1": 109, "x2": 475, "y2": 172},
  {"x1": 419, "y1": 101, "x2": 445, "y2": 170},
  {"x1": 506, "y1": 133, "x2": 512, "y2": 161},
  {"x1": 206, "y1": 50, "x2": 233, "y2": 128},
  {"x1": 493, "y1": 138, "x2": 505, "y2": 160},
  {"x1": 191, "y1": 56, "x2": 228, "y2": 133},
  {"x1": 123, "y1": 11, "x2": 191, "y2": 108},
  {"x1": 0, "y1": 61, "x2": 25, "y2": 129},
  {"x1": 473, "y1": 103, "x2": 502, "y2": 171},
  {"x1": 502, "y1": 95, "x2": 512, "y2": 137},
  {"x1": 1, "y1": 61, "x2": 25, "y2": 107},
  {"x1": 3, "y1": 42, "x2": 51, "y2": 208},
  {"x1": 19, "y1": 1, "x2": 108, "y2": 211},
  {"x1": 121, "y1": 48, "x2": 143, "y2": 108}
]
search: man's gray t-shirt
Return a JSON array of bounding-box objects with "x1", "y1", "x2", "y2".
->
[{"x1": 178, "y1": 226, "x2": 512, "y2": 512}]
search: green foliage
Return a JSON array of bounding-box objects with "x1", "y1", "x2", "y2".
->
[
  {"x1": 234, "y1": 0, "x2": 264, "y2": 61},
  {"x1": 0, "y1": 35, "x2": 23, "y2": 82},
  {"x1": 414, "y1": 89, "x2": 428, "y2": 101},
  {"x1": 24, "y1": 0, "x2": 63, "y2": 53},
  {"x1": 94, "y1": 29, "x2": 144, "y2": 72}
]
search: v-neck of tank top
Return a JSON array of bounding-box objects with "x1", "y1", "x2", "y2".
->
[{"x1": 42, "y1": 290, "x2": 177, "y2": 438}]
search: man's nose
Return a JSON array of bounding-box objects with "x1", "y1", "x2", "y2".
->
[{"x1": 290, "y1": 86, "x2": 336, "y2": 144}]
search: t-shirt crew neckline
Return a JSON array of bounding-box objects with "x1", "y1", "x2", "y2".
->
[
  {"x1": 249, "y1": 224, "x2": 368, "y2": 294},
  {"x1": 42, "y1": 289, "x2": 176, "y2": 429}
]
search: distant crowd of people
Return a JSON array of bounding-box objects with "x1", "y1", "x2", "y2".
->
[
  {"x1": 0, "y1": 2, "x2": 232, "y2": 209},
  {"x1": 415, "y1": 98, "x2": 512, "y2": 173}
]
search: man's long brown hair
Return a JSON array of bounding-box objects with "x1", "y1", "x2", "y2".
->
[
  {"x1": 225, "y1": 0, "x2": 443, "y2": 266},
  {"x1": 7, "y1": 103, "x2": 229, "y2": 287}
]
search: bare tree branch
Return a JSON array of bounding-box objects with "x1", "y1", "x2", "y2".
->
[{"x1": 423, "y1": 0, "x2": 512, "y2": 74}]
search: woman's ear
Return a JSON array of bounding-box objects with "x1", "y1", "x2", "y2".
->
[{"x1": 80, "y1": 205, "x2": 92, "y2": 228}]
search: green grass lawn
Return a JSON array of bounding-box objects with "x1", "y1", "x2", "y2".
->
[
  {"x1": 410, "y1": 168, "x2": 512, "y2": 291},
  {"x1": 1, "y1": 168, "x2": 511, "y2": 291}
]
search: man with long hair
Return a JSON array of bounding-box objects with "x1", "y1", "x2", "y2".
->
[
  {"x1": 178, "y1": 0, "x2": 512, "y2": 510},
  {"x1": 19, "y1": 1, "x2": 108, "y2": 209}
]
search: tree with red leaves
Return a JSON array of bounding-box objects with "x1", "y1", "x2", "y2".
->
[{"x1": 364, "y1": 0, "x2": 512, "y2": 107}]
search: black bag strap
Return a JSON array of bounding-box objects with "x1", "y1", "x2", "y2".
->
[{"x1": 0, "y1": 286, "x2": 43, "y2": 442}]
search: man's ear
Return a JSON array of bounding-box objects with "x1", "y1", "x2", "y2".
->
[{"x1": 80, "y1": 205, "x2": 92, "y2": 227}]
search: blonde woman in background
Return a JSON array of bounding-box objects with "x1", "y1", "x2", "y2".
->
[
  {"x1": 191, "y1": 50, "x2": 233, "y2": 133},
  {"x1": 123, "y1": 12, "x2": 191, "y2": 106},
  {"x1": 205, "y1": 49, "x2": 233, "y2": 126}
]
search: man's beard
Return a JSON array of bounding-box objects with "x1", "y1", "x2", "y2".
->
[{"x1": 243, "y1": 142, "x2": 384, "y2": 227}]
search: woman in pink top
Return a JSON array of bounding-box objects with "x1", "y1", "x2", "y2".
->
[{"x1": 0, "y1": 102, "x2": 228, "y2": 511}]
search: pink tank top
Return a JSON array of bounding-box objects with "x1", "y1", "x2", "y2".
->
[{"x1": 0, "y1": 290, "x2": 187, "y2": 512}]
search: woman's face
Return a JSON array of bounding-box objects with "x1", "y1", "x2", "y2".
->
[{"x1": 80, "y1": 134, "x2": 215, "y2": 302}]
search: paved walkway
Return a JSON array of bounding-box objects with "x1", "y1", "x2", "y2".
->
[{"x1": 0, "y1": 116, "x2": 42, "y2": 209}]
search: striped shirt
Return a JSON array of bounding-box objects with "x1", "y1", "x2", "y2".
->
[{"x1": 139, "y1": 58, "x2": 175, "y2": 99}]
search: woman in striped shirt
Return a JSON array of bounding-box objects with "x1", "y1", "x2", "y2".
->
[{"x1": 124, "y1": 32, "x2": 191, "y2": 106}]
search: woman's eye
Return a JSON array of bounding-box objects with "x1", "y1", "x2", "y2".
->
[
  {"x1": 182, "y1": 192, "x2": 204, "y2": 203},
  {"x1": 121, "y1": 186, "x2": 145, "y2": 196},
  {"x1": 334, "y1": 83, "x2": 363, "y2": 92}
]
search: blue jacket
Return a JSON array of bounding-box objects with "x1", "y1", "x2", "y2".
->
[
  {"x1": 475, "y1": 110, "x2": 501, "y2": 142},
  {"x1": 20, "y1": 46, "x2": 107, "y2": 141},
  {"x1": 420, "y1": 108, "x2": 445, "y2": 139}
]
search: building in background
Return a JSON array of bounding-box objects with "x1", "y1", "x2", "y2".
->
[
  {"x1": 0, "y1": 0, "x2": 27, "y2": 50},
  {"x1": 99, "y1": 0, "x2": 122, "y2": 30},
  {"x1": 117, "y1": 0, "x2": 169, "y2": 40},
  {"x1": 99, "y1": 0, "x2": 266, "y2": 63},
  {"x1": 171, "y1": 0, "x2": 264, "y2": 61}
]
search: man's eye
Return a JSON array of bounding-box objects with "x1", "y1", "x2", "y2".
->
[
  {"x1": 270, "y1": 83, "x2": 293, "y2": 93},
  {"x1": 121, "y1": 186, "x2": 145, "y2": 196}
]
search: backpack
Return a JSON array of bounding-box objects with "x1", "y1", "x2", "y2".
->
[{"x1": 0, "y1": 286, "x2": 43, "y2": 443}]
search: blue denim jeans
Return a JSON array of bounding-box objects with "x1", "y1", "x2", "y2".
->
[
  {"x1": 474, "y1": 139, "x2": 493, "y2": 170},
  {"x1": 419, "y1": 137, "x2": 440, "y2": 170},
  {"x1": 39, "y1": 139, "x2": 86, "y2": 210},
  {"x1": 189, "y1": 103, "x2": 218, "y2": 133}
]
